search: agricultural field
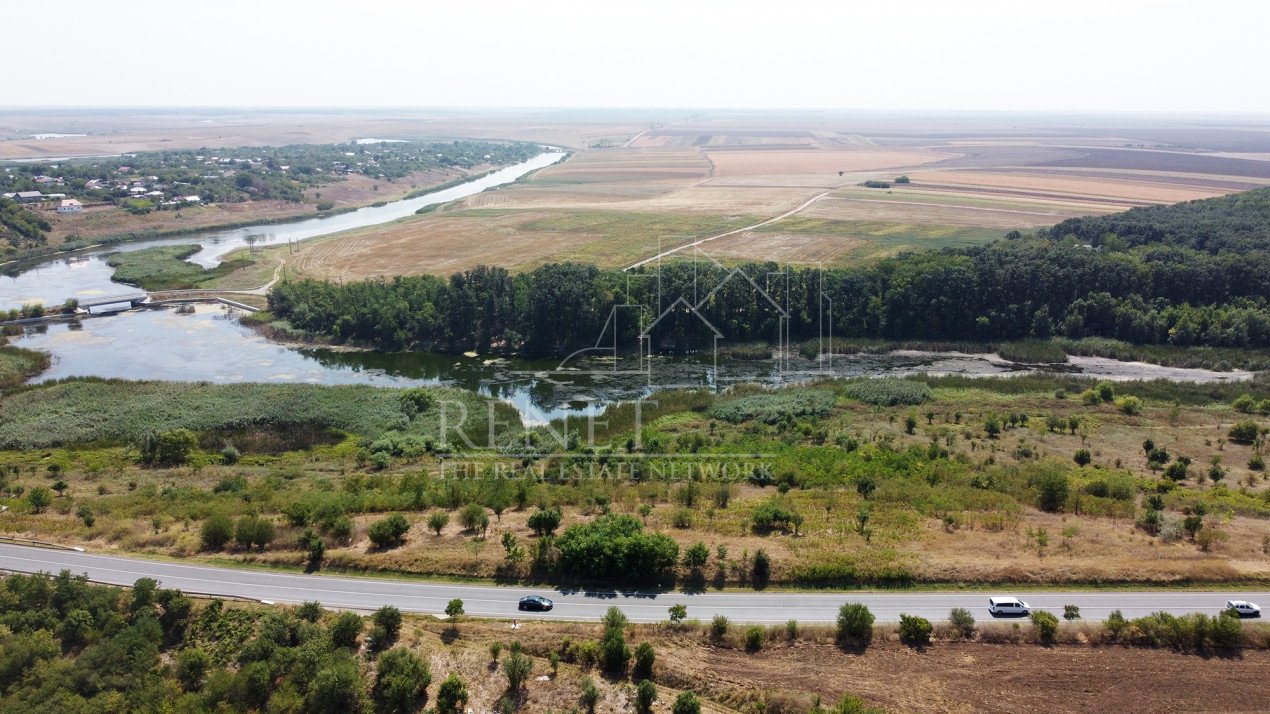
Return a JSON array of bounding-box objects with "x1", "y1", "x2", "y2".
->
[{"x1": 249, "y1": 114, "x2": 1270, "y2": 280}]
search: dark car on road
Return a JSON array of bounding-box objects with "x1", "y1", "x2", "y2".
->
[{"x1": 518, "y1": 595, "x2": 554, "y2": 611}]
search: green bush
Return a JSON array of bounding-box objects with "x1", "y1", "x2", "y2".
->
[
  {"x1": 632, "y1": 641, "x2": 655, "y2": 679},
  {"x1": 711, "y1": 614, "x2": 730, "y2": 639},
  {"x1": 373, "y1": 647, "x2": 431, "y2": 713},
  {"x1": 1033, "y1": 470, "x2": 1069, "y2": 512},
  {"x1": 836, "y1": 603, "x2": 875, "y2": 648},
  {"x1": 744, "y1": 625, "x2": 765, "y2": 652},
  {"x1": 1229, "y1": 419, "x2": 1261, "y2": 444},
  {"x1": 368, "y1": 514, "x2": 411, "y2": 549},
  {"x1": 200, "y1": 515, "x2": 234, "y2": 550},
  {"x1": 708, "y1": 389, "x2": 836, "y2": 424},
  {"x1": 138, "y1": 428, "x2": 198, "y2": 466},
  {"x1": 329, "y1": 611, "x2": 362, "y2": 648},
  {"x1": 528, "y1": 506, "x2": 562, "y2": 536},
  {"x1": 752, "y1": 549, "x2": 771, "y2": 589},
  {"x1": 948, "y1": 607, "x2": 975, "y2": 638},
  {"x1": 436, "y1": 673, "x2": 468, "y2": 714},
  {"x1": 635, "y1": 679, "x2": 657, "y2": 714},
  {"x1": 1115, "y1": 396, "x2": 1143, "y2": 415},
  {"x1": 1031, "y1": 610, "x2": 1059, "y2": 644},
  {"x1": 898, "y1": 613, "x2": 932, "y2": 647},
  {"x1": 556, "y1": 515, "x2": 679, "y2": 584},
  {"x1": 672, "y1": 691, "x2": 702, "y2": 714},
  {"x1": 842, "y1": 378, "x2": 931, "y2": 406}
]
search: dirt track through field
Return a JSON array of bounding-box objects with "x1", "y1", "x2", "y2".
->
[{"x1": 625, "y1": 189, "x2": 834, "y2": 269}]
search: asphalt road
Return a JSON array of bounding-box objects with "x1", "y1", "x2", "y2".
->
[{"x1": 1, "y1": 543, "x2": 1264, "y2": 623}]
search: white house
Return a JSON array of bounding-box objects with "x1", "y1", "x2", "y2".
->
[
  {"x1": 183, "y1": 195, "x2": 201, "y2": 203},
  {"x1": 56, "y1": 199, "x2": 82, "y2": 214}
]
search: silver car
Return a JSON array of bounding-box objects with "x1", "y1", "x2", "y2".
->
[{"x1": 1226, "y1": 600, "x2": 1261, "y2": 618}]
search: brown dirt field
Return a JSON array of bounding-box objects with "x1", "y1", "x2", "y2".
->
[
  {"x1": 804, "y1": 195, "x2": 1085, "y2": 229},
  {"x1": 697, "y1": 231, "x2": 867, "y2": 264},
  {"x1": 706, "y1": 149, "x2": 955, "y2": 177},
  {"x1": 283, "y1": 211, "x2": 603, "y2": 279},
  {"x1": 907, "y1": 170, "x2": 1231, "y2": 205},
  {"x1": 661, "y1": 638, "x2": 1270, "y2": 714}
]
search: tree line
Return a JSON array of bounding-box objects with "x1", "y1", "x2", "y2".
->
[{"x1": 268, "y1": 187, "x2": 1270, "y2": 355}]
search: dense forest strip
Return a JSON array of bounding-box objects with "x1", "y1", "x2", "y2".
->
[{"x1": 266, "y1": 188, "x2": 1270, "y2": 355}]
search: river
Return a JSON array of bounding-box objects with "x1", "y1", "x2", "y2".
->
[
  {"x1": 0, "y1": 151, "x2": 566, "y2": 309},
  {"x1": 10, "y1": 303, "x2": 1253, "y2": 425}
]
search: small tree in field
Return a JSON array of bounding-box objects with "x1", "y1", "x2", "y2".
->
[
  {"x1": 445, "y1": 598, "x2": 465, "y2": 621},
  {"x1": 898, "y1": 613, "x2": 932, "y2": 647}
]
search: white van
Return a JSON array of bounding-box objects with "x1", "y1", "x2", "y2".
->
[{"x1": 988, "y1": 597, "x2": 1031, "y2": 617}]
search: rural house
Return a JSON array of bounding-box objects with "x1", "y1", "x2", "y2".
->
[{"x1": 56, "y1": 198, "x2": 82, "y2": 214}]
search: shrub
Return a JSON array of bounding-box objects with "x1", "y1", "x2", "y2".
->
[
  {"x1": 1233, "y1": 394, "x2": 1256, "y2": 413},
  {"x1": 948, "y1": 608, "x2": 975, "y2": 638},
  {"x1": 1031, "y1": 610, "x2": 1059, "y2": 644},
  {"x1": 579, "y1": 677, "x2": 600, "y2": 713},
  {"x1": 1063, "y1": 604, "x2": 1081, "y2": 621},
  {"x1": 708, "y1": 389, "x2": 836, "y2": 423},
  {"x1": 138, "y1": 428, "x2": 198, "y2": 466},
  {"x1": 1250, "y1": 453, "x2": 1266, "y2": 471},
  {"x1": 556, "y1": 515, "x2": 679, "y2": 584},
  {"x1": 1073, "y1": 449, "x2": 1091, "y2": 467},
  {"x1": 1033, "y1": 470, "x2": 1069, "y2": 512},
  {"x1": 372, "y1": 605, "x2": 403, "y2": 648},
  {"x1": 436, "y1": 673, "x2": 468, "y2": 714},
  {"x1": 751, "y1": 500, "x2": 799, "y2": 533},
  {"x1": 234, "y1": 515, "x2": 275, "y2": 550},
  {"x1": 711, "y1": 614, "x2": 730, "y2": 639},
  {"x1": 297, "y1": 601, "x2": 324, "y2": 622},
  {"x1": 1105, "y1": 609, "x2": 1129, "y2": 639},
  {"x1": 368, "y1": 514, "x2": 411, "y2": 549},
  {"x1": 25, "y1": 486, "x2": 51, "y2": 513},
  {"x1": 752, "y1": 549, "x2": 771, "y2": 589},
  {"x1": 668, "y1": 604, "x2": 688, "y2": 625},
  {"x1": 176, "y1": 647, "x2": 211, "y2": 691},
  {"x1": 200, "y1": 515, "x2": 234, "y2": 550},
  {"x1": 220, "y1": 445, "x2": 241, "y2": 464},
  {"x1": 1210, "y1": 611, "x2": 1242, "y2": 649},
  {"x1": 458, "y1": 503, "x2": 489, "y2": 534},
  {"x1": 1228, "y1": 420, "x2": 1260, "y2": 444},
  {"x1": 601, "y1": 628, "x2": 630, "y2": 674},
  {"x1": 842, "y1": 378, "x2": 931, "y2": 406},
  {"x1": 329, "y1": 611, "x2": 362, "y2": 648},
  {"x1": 528, "y1": 506, "x2": 562, "y2": 536},
  {"x1": 633, "y1": 641, "x2": 655, "y2": 679},
  {"x1": 836, "y1": 603, "x2": 874, "y2": 648},
  {"x1": 636, "y1": 680, "x2": 657, "y2": 714},
  {"x1": 898, "y1": 613, "x2": 932, "y2": 647},
  {"x1": 744, "y1": 625, "x2": 765, "y2": 652},
  {"x1": 374, "y1": 647, "x2": 431, "y2": 713},
  {"x1": 427, "y1": 510, "x2": 449, "y2": 535},
  {"x1": 672, "y1": 691, "x2": 702, "y2": 714},
  {"x1": 1115, "y1": 396, "x2": 1143, "y2": 415},
  {"x1": 504, "y1": 646, "x2": 533, "y2": 692}
]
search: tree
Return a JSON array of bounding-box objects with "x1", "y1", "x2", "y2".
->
[
  {"x1": 556, "y1": 515, "x2": 679, "y2": 584},
  {"x1": 436, "y1": 673, "x2": 469, "y2": 714},
  {"x1": 672, "y1": 691, "x2": 702, "y2": 714},
  {"x1": 306, "y1": 660, "x2": 364, "y2": 714},
  {"x1": 200, "y1": 514, "x2": 234, "y2": 550},
  {"x1": 459, "y1": 503, "x2": 490, "y2": 535},
  {"x1": 752, "y1": 549, "x2": 771, "y2": 589},
  {"x1": 372, "y1": 605, "x2": 403, "y2": 649},
  {"x1": 1063, "y1": 604, "x2": 1081, "y2": 621},
  {"x1": 501, "y1": 531, "x2": 525, "y2": 564},
  {"x1": 898, "y1": 613, "x2": 932, "y2": 647},
  {"x1": 25, "y1": 486, "x2": 51, "y2": 513},
  {"x1": 632, "y1": 641, "x2": 655, "y2": 680},
  {"x1": 528, "y1": 506, "x2": 562, "y2": 536},
  {"x1": 601, "y1": 626, "x2": 630, "y2": 674},
  {"x1": 175, "y1": 647, "x2": 211, "y2": 692},
  {"x1": 635, "y1": 680, "x2": 657, "y2": 714},
  {"x1": 445, "y1": 598, "x2": 465, "y2": 621},
  {"x1": 300, "y1": 528, "x2": 325, "y2": 568},
  {"x1": 837, "y1": 603, "x2": 874, "y2": 648},
  {"x1": 329, "y1": 611, "x2": 363, "y2": 648},
  {"x1": 427, "y1": 510, "x2": 449, "y2": 535},
  {"x1": 1033, "y1": 471, "x2": 1069, "y2": 512},
  {"x1": 503, "y1": 645, "x2": 533, "y2": 693},
  {"x1": 368, "y1": 514, "x2": 411, "y2": 549},
  {"x1": 374, "y1": 647, "x2": 431, "y2": 714},
  {"x1": 1073, "y1": 449, "x2": 1092, "y2": 467}
]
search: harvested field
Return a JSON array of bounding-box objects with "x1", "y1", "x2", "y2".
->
[
  {"x1": 705, "y1": 149, "x2": 954, "y2": 177},
  {"x1": 1037, "y1": 147, "x2": 1270, "y2": 177},
  {"x1": 906, "y1": 169, "x2": 1232, "y2": 205},
  {"x1": 806, "y1": 192, "x2": 1088, "y2": 229}
]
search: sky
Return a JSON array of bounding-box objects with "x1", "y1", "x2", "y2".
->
[{"x1": 7, "y1": 0, "x2": 1269, "y2": 113}]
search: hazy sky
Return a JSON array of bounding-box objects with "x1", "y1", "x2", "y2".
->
[{"x1": 7, "y1": 0, "x2": 1269, "y2": 113}]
